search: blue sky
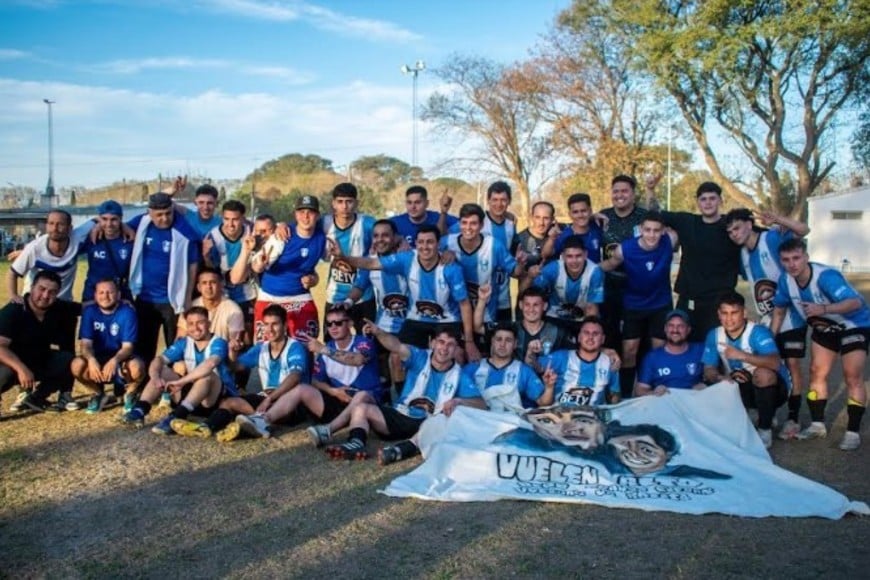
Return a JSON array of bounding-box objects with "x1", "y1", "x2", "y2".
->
[{"x1": 0, "y1": 0, "x2": 570, "y2": 189}]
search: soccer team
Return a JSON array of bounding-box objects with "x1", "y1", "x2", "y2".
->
[{"x1": 1, "y1": 176, "x2": 867, "y2": 464}]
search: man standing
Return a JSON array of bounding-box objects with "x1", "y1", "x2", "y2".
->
[
  {"x1": 323, "y1": 183, "x2": 376, "y2": 332},
  {"x1": 514, "y1": 200, "x2": 557, "y2": 271},
  {"x1": 128, "y1": 192, "x2": 200, "y2": 365},
  {"x1": 0, "y1": 272, "x2": 78, "y2": 412},
  {"x1": 482, "y1": 181, "x2": 518, "y2": 322},
  {"x1": 702, "y1": 292, "x2": 791, "y2": 449},
  {"x1": 181, "y1": 184, "x2": 223, "y2": 241},
  {"x1": 771, "y1": 238, "x2": 870, "y2": 450},
  {"x1": 390, "y1": 185, "x2": 457, "y2": 247},
  {"x1": 71, "y1": 278, "x2": 145, "y2": 413},
  {"x1": 79, "y1": 200, "x2": 134, "y2": 302},
  {"x1": 725, "y1": 208, "x2": 810, "y2": 439},
  {"x1": 542, "y1": 193, "x2": 604, "y2": 263},
  {"x1": 635, "y1": 310, "x2": 705, "y2": 396}
]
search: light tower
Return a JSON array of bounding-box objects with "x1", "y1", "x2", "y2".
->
[{"x1": 400, "y1": 60, "x2": 425, "y2": 167}]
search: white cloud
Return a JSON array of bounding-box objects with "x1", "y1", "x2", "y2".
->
[
  {"x1": 203, "y1": 0, "x2": 299, "y2": 21},
  {"x1": 0, "y1": 49, "x2": 32, "y2": 60},
  {"x1": 91, "y1": 57, "x2": 228, "y2": 75}
]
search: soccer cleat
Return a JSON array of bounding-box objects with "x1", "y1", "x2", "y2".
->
[
  {"x1": 10, "y1": 390, "x2": 29, "y2": 412},
  {"x1": 215, "y1": 421, "x2": 241, "y2": 443},
  {"x1": 757, "y1": 428, "x2": 773, "y2": 449},
  {"x1": 235, "y1": 414, "x2": 271, "y2": 439},
  {"x1": 157, "y1": 392, "x2": 172, "y2": 409},
  {"x1": 123, "y1": 393, "x2": 137, "y2": 413},
  {"x1": 151, "y1": 415, "x2": 175, "y2": 435},
  {"x1": 778, "y1": 419, "x2": 801, "y2": 440},
  {"x1": 170, "y1": 418, "x2": 212, "y2": 438},
  {"x1": 326, "y1": 438, "x2": 369, "y2": 461},
  {"x1": 839, "y1": 431, "x2": 861, "y2": 451},
  {"x1": 378, "y1": 445, "x2": 402, "y2": 466},
  {"x1": 306, "y1": 424, "x2": 331, "y2": 447},
  {"x1": 797, "y1": 422, "x2": 827, "y2": 440},
  {"x1": 120, "y1": 408, "x2": 145, "y2": 428}
]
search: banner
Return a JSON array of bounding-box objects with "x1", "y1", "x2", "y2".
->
[{"x1": 382, "y1": 384, "x2": 869, "y2": 519}]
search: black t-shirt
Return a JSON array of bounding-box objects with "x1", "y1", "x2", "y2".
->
[
  {"x1": 0, "y1": 296, "x2": 78, "y2": 368},
  {"x1": 514, "y1": 228, "x2": 550, "y2": 269},
  {"x1": 601, "y1": 206, "x2": 648, "y2": 278},
  {"x1": 663, "y1": 212, "x2": 740, "y2": 300}
]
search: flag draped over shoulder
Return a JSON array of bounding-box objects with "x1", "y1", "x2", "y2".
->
[{"x1": 382, "y1": 383, "x2": 869, "y2": 519}]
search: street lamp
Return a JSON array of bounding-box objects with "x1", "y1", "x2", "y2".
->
[
  {"x1": 400, "y1": 60, "x2": 425, "y2": 167},
  {"x1": 666, "y1": 123, "x2": 672, "y2": 211},
  {"x1": 43, "y1": 98, "x2": 55, "y2": 207}
]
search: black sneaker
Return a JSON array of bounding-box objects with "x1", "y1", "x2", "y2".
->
[
  {"x1": 378, "y1": 445, "x2": 402, "y2": 466},
  {"x1": 22, "y1": 394, "x2": 48, "y2": 413},
  {"x1": 326, "y1": 438, "x2": 368, "y2": 460}
]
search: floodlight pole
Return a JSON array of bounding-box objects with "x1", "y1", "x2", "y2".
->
[
  {"x1": 43, "y1": 98, "x2": 56, "y2": 205},
  {"x1": 401, "y1": 60, "x2": 425, "y2": 167}
]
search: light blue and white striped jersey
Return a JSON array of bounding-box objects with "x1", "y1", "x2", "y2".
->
[
  {"x1": 440, "y1": 233, "x2": 516, "y2": 322},
  {"x1": 162, "y1": 335, "x2": 237, "y2": 396},
  {"x1": 323, "y1": 214, "x2": 375, "y2": 303},
  {"x1": 380, "y1": 250, "x2": 468, "y2": 323},
  {"x1": 773, "y1": 263, "x2": 870, "y2": 333},
  {"x1": 739, "y1": 228, "x2": 802, "y2": 331},
  {"x1": 207, "y1": 223, "x2": 257, "y2": 303},
  {"x1": 354, "y1": 258, "x2": 408, "y2": 333},
  {"x1": 533, "y1": 258, "x2": 605, "y2": 322},
  {"x1": 538, "y1": 349, "x2": 617, "y2": 406},
  {"x1": 236, "y1": 338, "x2": 308, "y2": 391}
]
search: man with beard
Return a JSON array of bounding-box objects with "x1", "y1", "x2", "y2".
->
[
  {"x1": 771, "y1": 238, "x2": 870, "y2": 450},
  {"x1": 527, "y1": 316, "x2": 620, "y2": 406},
  {"x1": 702, "y1": 292, "x2": 791, "y2": 449},
  {"x1": 307, "y1": 324, "x2": 481, "y2": 460},
  {"x1": 0, "y1": 271, "x2": 78, "y2": 412},
  {"x1": 522, "y1": 235, "x2": 604, "y2": 335},
  {"x1": 481, "y1": 181, "x2": 519, "y2": 322},
  {"x1": 635, "y1": 309, "x2": 705, "y2": 396},
  {"x1": 725, "y1": 208, "x2": 810, "y2": 439},
  {"x1": 390, "y1": 185, "x2": 457, "y2": 247},
  {"x1": 71, "y1": 278, "x2": 145, "y2": 413},
  {"x1": 79, "y1": 200, "x2": 134, "y2": 302}
]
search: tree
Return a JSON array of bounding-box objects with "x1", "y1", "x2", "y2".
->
[
  {"x1": 350, "y1": 154, "x2": 413, "y2": 191},
  {"x1": 422, "y1": 54, "x2": 552, "y2": 223},
  {"x1": 562, "y1": 0, "x2": 870, "y2": 216}
]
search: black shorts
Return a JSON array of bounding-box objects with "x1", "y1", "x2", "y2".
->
[
  {"x1": 399, "y1": 320, "x2": 463, "y2": 349},
  {"x1": 621, "y1": 306, "x2": 670, "y2": 341},
  {"x1": 811, "y1": 327, "x2": 870, "y2": 355},
  {"x1": 776, "y1": 326, "x2": 808, "y2": 359},
  {"x1": 305, "y1": 391, "x2": 347, "y2": 423},
  {"x1": 378, "y1": 405, "x2": 425, "y2": 440},
  {"x1": 736, "y1": 373, "x2": 789, "y2": 410}
]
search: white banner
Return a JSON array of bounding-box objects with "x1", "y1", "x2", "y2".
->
[{"x1": 383, "y1": 384, "x2": 869, "y2": 519}]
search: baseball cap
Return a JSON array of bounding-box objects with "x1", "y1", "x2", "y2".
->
[
  {"x1": 665, "y1": 309, "x2": 691, "y2": 324},
  {"x1": 148, "y1": 192, "x2": 173, "y2": 210},
  {"x1": 295, "y1": 195, "x2": 320, "y2": 212},
  {"x1": 97, "y1": 200, "x2": 123, "y2": 217}
]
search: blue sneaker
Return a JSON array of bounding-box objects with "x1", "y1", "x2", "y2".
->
[
  {"x1": 120, "y1": 408, "x2": 145, "y2": 428},
  {"x1": 85, "y1": 394, "x2": 103, "y2": 414},
  {"x1": 123, "y1": 393, "x2": 137, "y2": 413},
  {"x1": 151, "y1": 414, "x2": 175, "y2": 435}
]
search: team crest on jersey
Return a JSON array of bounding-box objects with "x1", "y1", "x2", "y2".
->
[
  {"x1": 686, "y1": 362, "x2": 697, "y2": 375},
  {"x1": 110, "y1": 322, "x2": 120, "y2": 336},
  {"x1": 645, "y1": 261, "x2": 654, "y2": 271},
  {"x1": 119, "y1": 248, "x2": 128, "y2": 260},
  {"x1": 415, "y1": 300, "x2": 444, "y2": 319},
  {"x1": 505, "y1": 371, "x2": 517, "y2": 384},
  {"x1": 597, "y1": 367, "x2": 608, "y2": 378},
  {"x1": 301, "y1": 248, "x2": 309, "y2": 258},
  {"x1": 480, "y1": 258, "x2": 490, "y2": 270},
  {"x1": 383, "y1": 293, "x2": 408, "y2": 316},
  {"x1": 162, "y1": 240, "x2": 171, "y2": 253}
]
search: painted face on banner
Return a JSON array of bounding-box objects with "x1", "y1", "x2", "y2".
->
[{"x1": 526, "y1": 406, "x2": 606, "y2": 451}]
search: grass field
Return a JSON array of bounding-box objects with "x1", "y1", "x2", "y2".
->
[{"x1": 1, "y1": 261, "x2": 869, "y2": 578}]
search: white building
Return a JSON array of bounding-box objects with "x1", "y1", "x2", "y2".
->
[{"x1": 806, "y1": 186, "x2": 870, "y2": 272}]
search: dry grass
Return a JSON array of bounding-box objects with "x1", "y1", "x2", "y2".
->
[{"x1": 1, "y1": 264, "x2": 869, "y2": 579}]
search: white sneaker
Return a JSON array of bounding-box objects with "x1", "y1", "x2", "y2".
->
[
  {"x1": 797, "y1": 422, "x2": 827, "y2": 440},
  {"x1": 758, "y1": 428, "x2": 773, "y2": 449},
  {"x1": 157, "y1": 392, "x2": 172, "y2": 409},
  {"x1": 778, "y1": 419, "x2": 801, "y2": 440},
  {"x1": 10, "y1": 390, "x2": 29, "y2": 412},
  {"x1": 235, "y1": 414, "x2": 271, "y2": 439},
  {"x1": 306, "y1": 424, "x2": 331, "y2": 447},
  {"x1": 839, "y1": 431, "x2": 861, "y2": 451}
]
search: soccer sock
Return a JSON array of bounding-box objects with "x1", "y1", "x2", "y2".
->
[
  {"x1": 348, "y1": 427, "x2": 368, "y2": 446},
  {"x1": 846, "y1": 399, "x2": 866, "y2": 433},
  {"x1": 395, "y1": 440, "x2": 420, "y2": 459},
  {"x1": 619, "y1": 367, "x2": 636, "y2": 399},
  {"x1": 754, "y1": 386, "x2": 777, "y2": 430},
  {"x1": 134, "y1": 401, "x2": 152, "y2": 416},
  {"x1": 206, "y1": 409, "x2": 234, "y2": 431},
  {"x1": 806, "y1": 391, "x2": 827, "y2": 423},
  {"x1": 174, "y1": 402, "x2": 194, "y2": 420},
  {"x1": 787, "y1": 394, "x2": 802, "y2": 422}
]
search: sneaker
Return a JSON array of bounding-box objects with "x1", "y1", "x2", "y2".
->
[
  {"x1": 151, "y1": 415, "x2": 175, "y2": 435},
  {"x1": 326, "y1": 438, "x2": 368, "y2": 460},
  {"x1": 85, "y1": 394, "x2": 103, "y2": 414},
  {"x1": 171, "y1": 418, "x2": 212, "y2": 438},
  {"x1": 10, "y1": 390, "x2": 29, "y2": 412},
  {"x1": 839, "y1": 431, "x2": 861, "y2": 451},
  {"x1": 22, "y1": 393, "x2": 48, "y2": 413},
  {"x1": 123, "y1": 393, "x2": 137, "y2": 413},
  {"x1": 306, "y1": 424, "x2": 331, "y2": 447},
  {"x1": 120, "y1": 408, "x2": 145, "y2": 428},
  {"x1": 778, "y1": 419, "x2": 801, "y2": 440},
  {"x1": 157, "y1": 392, "x2": 172, "y2": 409},
  {"x1": 236, "y1": 414, "x2": 271, "y2": 439},
  {"x1": 378, "y1": 445, "x2": 402, "y2": 466},
  {"x1": 215, "y1": 421, "x2": 241, "y2": 443},
  {"x1": 797, "y1": 422, "x2": 827, "y2": 440},
  {"x1": 757, "y1": 428, "x2": 773, "y2": 449}
]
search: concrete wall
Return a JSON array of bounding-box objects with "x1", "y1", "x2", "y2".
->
[{"x1": 807, "y1": 187, "x2": 870, "y2": 271}]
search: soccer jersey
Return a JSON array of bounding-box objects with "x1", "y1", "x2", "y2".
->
[
  {"x1": 538, "y1": 349, "x2": 618, "y2": 406},
  {"x1": 441, "y1": 234, "x2": 516, "y2": 322},
  {"x1": 637, "y1": 343, "x2": 705, "y2": 390},
  {"x1": 533, "y1": 258, "x2": 605, "y2": 321},
  {"x1": 237, "y1": 337, "x2": 308, "y2": 390},
  {"x1": 553, "y1": 223, "x2": 604, "y2": 263},
  {"x1": 514, "y1": 229, "x2": 549, "y2": 269},
  {"x1": 773, "y1": 263, "x2": 870, "y2": 332},
  {"x1": 739, "y1": 228, "x2": 802, "y2": 332},
  {"x1": 463, "y1": 358, "x2": 545, "y2": 413},
  {"x1": 11, "y1": 221, "x2": 91, "y2": 301},
  {"x1": 701, "y1": 322, "x2": 790, "y2": 390},
  {"x1": 79, "y1": 302, "x2": 138, "y2": 359},
  {"x1": 129, "y1": 218, "x2": 199, "y2": 304},
  {"x1": 620, "y1": 235, "x2": 674, "y2": 310},
  {"x1": 184, "y1": 212, "x2": 222, "y2": 241},
  {"x1": 380, "y1": 250, "x2": 468, "y2": 323},
  {"x1": 79, "y1": 236, "x2": 134, "y2": 301},
  {"x1": 258, "y1": 225, "x2": 326, "y2": 299},
  {"x1": 601, "y1": 206, "x2": 647, "y2": 278},
  {"x1": 313, "y1": 335, "x2": 381, "y2": 400},
  {"x1": 390, "y1": 211, "x2": 458, "y2": 248},
  {"x1": 395, "y1": 345, "x2": 479, "y2": 419},
  {"x1": 323, "y1": 214, "x2": 375, "y2": 303},
  {"x1": 483, "y1": 213, "x2": 518, "y2": 311},
  {"x1": 354, "y1": 259, "x2": 408, "y2": 333},
  {"x1": 207, "y1": 224, "x2": 257, "y2": 303},
  {"x1": 163, "y1": 335, "x2": 237, "y2": 395}
]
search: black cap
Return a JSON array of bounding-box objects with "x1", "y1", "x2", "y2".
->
[
  {"x1": 148, "y1": 192, "x2": 173, "y2": 210},
  {"x1": 295, "y1": 195, "x2": 320, "y2": 212}
]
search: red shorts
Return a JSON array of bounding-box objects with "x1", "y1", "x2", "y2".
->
[{"x1": 254, "y1": 299, "x2": 319, "y2": 342}]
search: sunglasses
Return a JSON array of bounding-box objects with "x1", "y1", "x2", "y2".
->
[{"x1": 325, "y1": 319, "x2": 349, "y2": 328}]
